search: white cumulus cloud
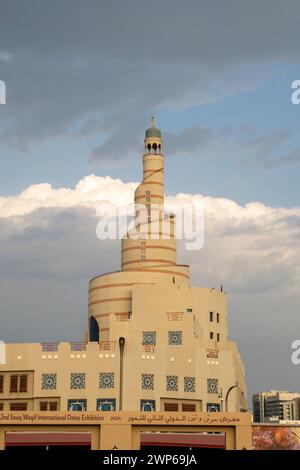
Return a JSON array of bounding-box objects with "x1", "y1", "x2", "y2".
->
[
  {"x1": 0, "y1": 175, "x2": 138, "y2": 218},
  {"x1": 0, "y1": 175, "x2": 299, "y2": 401}
]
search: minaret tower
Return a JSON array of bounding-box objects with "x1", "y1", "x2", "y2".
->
[{"x1": 89, "y1": 116, "x2": 190, "y2": 343}]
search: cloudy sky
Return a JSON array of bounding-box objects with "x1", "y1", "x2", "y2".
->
[{"x1": 0, "y1": 0, "x2": 299, "y2": 403}]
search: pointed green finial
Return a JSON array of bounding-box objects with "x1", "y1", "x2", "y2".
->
[{"x1": 145, "y1": 114, "x2": 161, "y2": 138}]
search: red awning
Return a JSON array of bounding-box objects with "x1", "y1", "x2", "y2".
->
[
  {"x1": 141, "y1": 433, "x2": 225, "y2": 449},
  {"x1": 5, "y1": 432, "x2": 91, "y2": 447}
]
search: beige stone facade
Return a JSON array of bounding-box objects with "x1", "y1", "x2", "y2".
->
[
  {"x1": 0, "y1": 411, "x2": 253, "y2": 450},
  {"x1": 0, "y1": 117, "x2": 247, "y2": 415}
]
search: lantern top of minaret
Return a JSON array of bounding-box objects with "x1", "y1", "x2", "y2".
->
[{"x1": 145, "y1": 113, "x2": 162, "y2": 139}]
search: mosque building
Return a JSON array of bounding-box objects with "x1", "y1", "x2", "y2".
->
[{"x1": 0, "y1": 117, "x2": 247, "y2": 415}]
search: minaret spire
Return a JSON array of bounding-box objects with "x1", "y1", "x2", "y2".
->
[{"x1": 121, "y1": 117, "x2": 178, "y2": 272}]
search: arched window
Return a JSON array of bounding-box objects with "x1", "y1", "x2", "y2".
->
[
  {"x1": 152, "y1": 143, "x2": 157, "y2": 154},
  {"x1": 97, "y1": 399, "x2": 116, "y2": 411},
  {"x1": 140, "y1": 400, "x2": 156, "y2": 412},
  {"x1": 89, "y1": 316, "x2": 99, "y2": 342},
  {"x1": 207, "y1": 403, "x2": 220, "y2": 412},
  {"x1": 68, "y1": 400, "x2": 87, "y2": 411},
  {"x1": 147, "y1": 143, "x2": 151, "y2": 153}
]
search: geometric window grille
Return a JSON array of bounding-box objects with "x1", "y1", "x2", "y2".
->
[
  {"x1": 140, "y1": 400, "x2": 156, "y2": 412},
  {"x1": 207, "y1": 378, "x2": 219, "y2": 394},
  {"x1": 166, "y1": 375, "x2": 178, "y2": 391},
  {"x1": 168, "y1": 331, "x2": 182, "y2": 345},
  {"x1": 184, "y1": 377, "x2": 195, "y2": 393},
  {"x1": 67, "y1": 399, "x2": 87, "y2": 411},
  {"x1": 141, "y1": 374, "x2": 154, "y2": 390},
  {"x1": 97, "y1": 399, "x2": 116, "y2": 411},
  {"x1": 42, "y1": 373, "x2": 57, "y2": 390},
  {"x1": 70, "y1": 373, "x2": 85, "y2": 390},
  {"x1": 99, "y1": 372, "x2": 114, "y2": 389},
  {"x1": 207, "y1": 403, "x2": 221, "y2": 412},
  {"x1": 142, "y1": 331, "x2": 156, "y2": 345}
]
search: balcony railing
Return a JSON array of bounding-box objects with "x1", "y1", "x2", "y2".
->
[
  {"x1": 142, "y1": 344, "x2": 155, "y2": 353},
  {"x1": 206, "y1": 348, "x2": 219, "y2": 359},
  {"x1": 115, "y1": 313, "x2": 130, "y2": 321},
  {"x1": 70, "y1": 342, "x2": 87, "y2": 351},
  {"x1": 167, "y1": 312, "x2": 184, "y2": 321},
  {"x1": 41, "y1": 342, "x2": 59, "y2": 352},
  {"x1": 99, "y1": 341, "x2": 116, "y2": 351}
]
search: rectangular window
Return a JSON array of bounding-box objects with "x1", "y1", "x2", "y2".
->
[
  {"x1": 142, "y1": 331, "x2": 156, "y2": 346},
  {"x1": 42, "y1": 373, "x2": 57, "y2": 390},
  {"x1": 217, "y1": 313, "x2": 220, "y2": 323},
  {"x1": 99, "y1": 372, "x2": 115, "y2": 389},
  {"x1": 210, "y1": 332, "x2": 214, "y2": 340},
  {"x1": 141, "y1": 374, "x2": 154, "y2": 390},
  {"x1": 182, "y1": 404, "x2": 196, "y2": 412},
  {"x1": 164, "y1": 403, "x2": 179, "y2": 412},
  {"x1": 10, "y1": 402, "x2": 27, "y2": 411},
  {"x1": 41, "y1": 343, "x2": 59, "y2": 352},
  {"x1": 217, "y1": 333, "x2": 220, "y2": 342},
  {"x1": 209, "y1": 312, "x2": 213, "y2": 322},
  {"x1": 0, "y1": 403, "x2": 3, "y2": 411},
  {"x1": 168, "y1": 331, "x2": 182, "y2": 345},
  {"x1": 10, "y1": 375, "x2": 18, "y2": 393},
  {"x1": 39, "y1": 401, "x2": 58, "y2": 412},
  {"x1": 19, "y1": 375, "x2": 28, "y2": 393},
  {"x1": 70, "y1": 373, "x2": 86, "y2": 390},
  {"x1": 207, "y1": 378, "x2": 219, "y2": 394},
  {"x1": 0, "y1": 375, "x2": 4, "y2": 393},
  {"x1": 187, "y1": 308, "x2": 193, "y2": 313}
]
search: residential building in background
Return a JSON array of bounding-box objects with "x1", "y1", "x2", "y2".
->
[{"x1": 253, "y1": 390, "x2": 300, "y2": 423}]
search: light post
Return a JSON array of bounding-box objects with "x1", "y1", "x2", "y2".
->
[
  {"x1": 119, "y1": 337, "x2": 125, "y2": 411},
  {"x1": 218, "y1": 387, "x2": 224, "y2": 412},
  {"x1": 225, "y1": 381, "x2": 239, "y2": 412}
]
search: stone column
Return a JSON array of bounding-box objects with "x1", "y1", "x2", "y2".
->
[{"x1": 100, "y1": 424, "x2": 133, "y2": 450}]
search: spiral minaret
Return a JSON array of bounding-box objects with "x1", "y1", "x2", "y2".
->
[
  {"x1": 121, "y1": 115, "x2": 178, "y2": 271},
  {"x1": 88, "y1": 116, "x2": 190, "y2": 342}
]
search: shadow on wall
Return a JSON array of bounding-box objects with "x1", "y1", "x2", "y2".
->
[{"x1": 89, "y1": 316, "x2": 99, "y2": 342}]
